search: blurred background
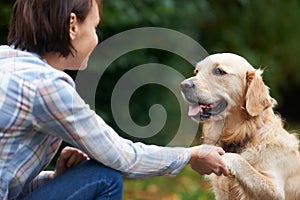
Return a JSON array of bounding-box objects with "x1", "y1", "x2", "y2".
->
[{"x1": 1, "y1": 0, "x2": 300, "y2": 199}]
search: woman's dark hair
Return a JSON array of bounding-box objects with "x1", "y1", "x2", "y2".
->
[{"x1": 7, "y1": 0, "x2": 101, "y2": 57}]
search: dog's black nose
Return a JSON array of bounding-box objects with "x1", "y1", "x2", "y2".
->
[{"x1": 180, "y1": 79, "x2": 195, "y2": 89}]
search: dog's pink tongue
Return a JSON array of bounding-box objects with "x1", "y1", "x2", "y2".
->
[{"x1": 188, "y1": 105, "x2": 201, "y2": 116}]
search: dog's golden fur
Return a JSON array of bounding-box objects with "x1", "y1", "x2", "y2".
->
[{"x1": 182, "y1": 53, "x2": 300, "y2": 200}]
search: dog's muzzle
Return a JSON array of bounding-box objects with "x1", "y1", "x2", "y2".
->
[{"x1": 180, "y1": 79, "x2": 228, "y2": 121}]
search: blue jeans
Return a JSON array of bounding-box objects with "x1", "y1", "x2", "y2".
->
[{"x1": 23, "y1": 160, "x2": 123, "y2": 200}]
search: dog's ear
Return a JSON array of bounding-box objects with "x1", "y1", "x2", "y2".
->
[{"x1": 245, "y1": 69, "x2": 275, "y2": 117}]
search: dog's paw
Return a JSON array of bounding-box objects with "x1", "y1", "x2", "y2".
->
[{"x1": 222, "y1": 153, "x2": 244, "y2": 176}]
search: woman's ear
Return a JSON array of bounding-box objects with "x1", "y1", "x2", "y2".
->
[
  {"x1": 245, "y1": 69, "x2": 275, "y2": 117},
  {"x1": 69, "y1": 13, "x2": 78, "y2": 40}
]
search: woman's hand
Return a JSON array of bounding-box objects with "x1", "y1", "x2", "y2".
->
[
  {"x1": 188, "y1": 144, "x2": 230, "y2": 176},
  {"x1": 49, "y1": 146, "x2": 89, "y2": 179}
]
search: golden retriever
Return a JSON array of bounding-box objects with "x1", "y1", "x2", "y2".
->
[{"x1": 180, "y1": 53, "x2": 300, "y2": 200}]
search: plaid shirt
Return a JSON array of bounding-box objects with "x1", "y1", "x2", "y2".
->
[{"x1": 0, "y1": 45, "x2": 190, "y2": 199}]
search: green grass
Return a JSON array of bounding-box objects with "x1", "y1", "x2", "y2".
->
[{"x1": 123, "y1": 167, "x2": 215, "y2": 200}]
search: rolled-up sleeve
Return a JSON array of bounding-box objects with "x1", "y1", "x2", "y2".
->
[{"x1": 32, "y1": 75, "x2": 191, "y2": 178}]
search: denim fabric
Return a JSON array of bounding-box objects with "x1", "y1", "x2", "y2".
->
[{"x1": 23, "y1": 160, "x2": 123, "y2": 200}]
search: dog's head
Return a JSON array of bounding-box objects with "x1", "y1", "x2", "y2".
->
[{"x1": 181, "y1": 53, "x2": 275, "y2": 123}]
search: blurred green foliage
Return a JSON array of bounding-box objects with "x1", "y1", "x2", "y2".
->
[
  {"x1": 96, "y1": 0, "x2": 300, "y2": 145},
  {"x1": 1, "y1": 0, "x2": 300, "y2": 145},
  {"x1": 0, "y1": 1, "x2": 13, "y2": 44}
]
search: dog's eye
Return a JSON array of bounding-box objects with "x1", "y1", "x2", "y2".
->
[
  {"x1": 213, "y1": 67, "x2": 227, "y2": 76},
  {"x1": 193, "y1": 69, "x2": 199, "y2": 75}
]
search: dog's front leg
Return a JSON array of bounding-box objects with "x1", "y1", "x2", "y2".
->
[{"x1": 222, "y1": 153, "x2": 285, "y2": 200}]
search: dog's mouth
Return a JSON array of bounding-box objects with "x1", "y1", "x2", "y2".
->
[{"x1": 188, "y1": 99, "x2": 228, "y2": 121}]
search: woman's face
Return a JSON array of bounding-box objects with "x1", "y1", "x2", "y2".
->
[{"x1": 68, "y1": 0, "x2": 100, "y2": 70}]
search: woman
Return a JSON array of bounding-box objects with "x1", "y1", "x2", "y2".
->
[{"x1": 0, "y1": 0, "x2": 229, "y2": 199}]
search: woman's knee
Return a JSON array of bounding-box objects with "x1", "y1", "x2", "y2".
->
[
  {"x1": 85, "y1": 160, "x2": 123, "y2": 198},
  {"x1": 107, "y1": 167, "x2": 123, "y2": 198},
  {"x1": 23, "y1": 160, "x2": 123, "y2": 200}
]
